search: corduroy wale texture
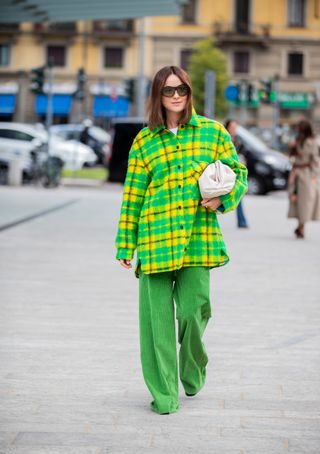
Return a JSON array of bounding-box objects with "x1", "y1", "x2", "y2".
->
[
  {"x1": 139, "y1": 266, "x2": 211, "y2": 414},
  {"x1": 116, "y1": 111, "x2": 248, "y2": 276}
]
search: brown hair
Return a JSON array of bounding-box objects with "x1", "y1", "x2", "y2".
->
[
  {"x1": 147, "y1": 66, "x2": 193, "y2": 131},
  {"x1": 297, "y1": 120, "x2": 314, "y2": 146}
]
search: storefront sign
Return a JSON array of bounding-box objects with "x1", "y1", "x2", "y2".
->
[{"x1": 279, "y1": 92, "x2": 313, "y2": 109}]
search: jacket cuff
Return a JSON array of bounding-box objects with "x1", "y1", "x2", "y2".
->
[
  {"x1": 116, "y1": 248, "x2": 134, "y2": 260},
  {"x1": 217, "y1": 192, "x2": 234, "y2": 214}
]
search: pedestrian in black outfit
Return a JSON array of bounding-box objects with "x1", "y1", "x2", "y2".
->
[{"x1": 225, "y1": 119, "x2": 249, "y2": 228}]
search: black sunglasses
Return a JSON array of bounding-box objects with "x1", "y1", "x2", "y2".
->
[{"x1": 161, "y1": 84, "x2": 190, "y2": 98}]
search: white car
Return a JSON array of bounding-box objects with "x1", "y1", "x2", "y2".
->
[
  {"x1": 50, "y1": 123, "x2": 111, "y2": 166},
  {"x1": 0, "y1": 122, "x2": 97, "y2": 171}
]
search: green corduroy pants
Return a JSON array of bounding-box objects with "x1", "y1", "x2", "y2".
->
[{"x1": 139, "y1": 266, "x2": 212, "y2": 414}]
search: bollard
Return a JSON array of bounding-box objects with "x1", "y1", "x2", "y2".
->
[{"x1": 8, "y1": 152, "x2": 23, "y2": 186}]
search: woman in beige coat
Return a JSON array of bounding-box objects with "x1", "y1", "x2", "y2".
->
[{"x1": 288, "y1": 120, "x2": 320, "y2": 238}]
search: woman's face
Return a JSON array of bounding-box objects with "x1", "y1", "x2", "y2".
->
[{"x1": 161, "y1": 74, "x2": 188, "y2": 116}]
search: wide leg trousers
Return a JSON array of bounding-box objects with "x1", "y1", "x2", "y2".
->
[{"x1": 139, "y1": 266, "x2": 211, "y2": 414}]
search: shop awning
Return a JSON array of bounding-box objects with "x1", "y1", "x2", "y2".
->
[
  {"x1": 93, "y1": 95, "x2": 129, "y2": 118},
  {"x1": 0, "y1": 94, "x2": 16, "y2": 115},
  {"x1": 0, "y1": 0, "x2": 184, "y2": 22},
  {"x1": 35, "y1": 94, "x2": 72, "y2": 116}
]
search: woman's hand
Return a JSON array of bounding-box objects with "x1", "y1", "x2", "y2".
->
[
  {"x1": 288, "y1": 169, "x2": 297, "y2": 186},
  {"x1": 201, "y1": 197, "x2": 222, "y2": 211},
  {"x1": 119, "y1": 259, "x2": 132, "y2": 269}
]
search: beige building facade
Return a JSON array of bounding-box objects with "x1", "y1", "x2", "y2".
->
[{"x1": 0, "y1": 0, "x2": 319, "y2": 127}]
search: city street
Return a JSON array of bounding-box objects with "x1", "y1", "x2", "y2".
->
[{"x1": 0, "y1": 184, "x2": 320, "y2": 454}]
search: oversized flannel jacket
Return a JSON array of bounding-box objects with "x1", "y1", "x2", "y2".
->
[{"x1": 115, "y1": 111, "x2": 248, "y2": 277}]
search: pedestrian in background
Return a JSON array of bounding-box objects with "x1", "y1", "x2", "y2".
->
[
  {"x1": 288, "y1": 120, "x2": 320, "y2": 238},
  {"x1": 225, "y1": 119, "x2": 249, "y2": 228},
  {"x1": 79, "y1": 118, "x2": 92, "y2": 146},
  {"x1": 115, "y1": 66, "x2": 247, "y2": 415}
]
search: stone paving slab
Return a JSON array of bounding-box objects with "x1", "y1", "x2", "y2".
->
[
  {"x1": 0, "y1": 448, "x2": 103, "y2": 454},
  {"x1": 0, "y1": 186, "x2": 320, "y2": 454}
]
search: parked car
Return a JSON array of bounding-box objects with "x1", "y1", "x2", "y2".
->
[
  {"x1": 235, "y1": 125, "x2": 291, "y2": 194},
  {"x1": 108, "y1": 118, "x2": 146, "y2": 183},
  {"x1": 0, "y1": 157, "x2": 9, "y2": 184},
  {"x1": 109, "y1": 119, "x2": 291, "y2": 194},
  {"x1": 50, "y1": 123, "x2": 111, "y2": 165},
  {"x1": 0, "y1": 122, "x2": 97, "y2": 172},
  {"x1": 0, "y1": 125, "x2": 45, "y2": 182}
]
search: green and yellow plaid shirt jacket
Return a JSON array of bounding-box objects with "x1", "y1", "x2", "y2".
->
[{"x1": 115, "y1": 111, "x2": 248, "y2": 276}]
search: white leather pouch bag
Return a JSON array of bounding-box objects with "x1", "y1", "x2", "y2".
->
[{"x1": 198, "y1": 160, "x2": 236, "y2": 199}]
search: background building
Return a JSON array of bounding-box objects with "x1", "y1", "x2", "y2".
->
[{"x1": 0, "y1": 0, "x2": 319, "y2": 127}]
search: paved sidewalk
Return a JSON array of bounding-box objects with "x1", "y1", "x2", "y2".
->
[{"x1": 0, "y1": 185, "x2": 319, "y2": 454}]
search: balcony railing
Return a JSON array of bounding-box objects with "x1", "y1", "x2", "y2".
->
[
  {"x1": 213, "y1": 22, "x2": 271, "y2": 47},
  {"x1": 0, "y1": 23, "x2": 20, "y2": 34},
  {"x1": 33, "y1": 22, "x2": 77, "y2": 34},
  {"x1": 92, "y1": 20, "x2": 134, "y2": 34}
]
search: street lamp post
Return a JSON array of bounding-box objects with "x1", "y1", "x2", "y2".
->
[
  {"x1": 46, "y1": 63, "x2": 53, "y2": 157},
  {"x1": 272, "y1": 74, "x2": 280, "y2": 149},
  {"x1": 204, "y1": 70, "x2": 216, "y2": 119},
  {"x1": 239, "y1": 79, "x2": 247, "y2": 126},
  {"x1": 137, "y1": 17, "x2": 146, "y2": 118}
]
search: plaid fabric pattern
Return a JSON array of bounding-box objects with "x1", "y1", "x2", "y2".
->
[{"x1": 115, "y1": 111, "x2": 248, "y2": 276}]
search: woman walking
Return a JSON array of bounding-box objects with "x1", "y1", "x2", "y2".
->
[
  {"x1": 115, "y1": 66, "x2": 247, "y2": 414},
  {"x1": 288, "y1": 120, "x2": 320, "y2": 238}
]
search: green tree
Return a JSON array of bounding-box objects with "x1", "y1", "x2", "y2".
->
[{"x1": 187, "y1": 38, "x2": 228, "y2": 118}]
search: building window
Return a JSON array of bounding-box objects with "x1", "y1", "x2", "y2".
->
[
  {"x1": 181, "y1": 0, "x2": 197, "y2": 24},
  {"x1": 233, "y1": 51, "x2": 250, "y2": 74},
  {"x1": 288, "y1": 0, "x2": 305, "y2": 26},
  {"x1": 104, "y1": 47, "x2": 124, "y2": 68},
  {"x1": 235, "y1": 0, "x2": 251, "y2": 34},
  {"x1": 180, "y1": 49, "x2": 193, "y2": 70},
  {"x1": 288, "y1": 52, "x2": 304, "y2": 75},
  {"x1": 0, "y1": 44, "x2": 10, "y2": 66},
  {"x1": 47, "y1": 45, "x2": 66, "y2": 67}
]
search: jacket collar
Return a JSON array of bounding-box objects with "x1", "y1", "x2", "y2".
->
[{"x1": 150, "y1": 108, "x2": 200, "y2": 137}]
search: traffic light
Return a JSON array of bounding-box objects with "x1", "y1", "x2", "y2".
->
[
  {"x1": 74, "y1": 67, "x2": 86, "y2": 101},
  {"x1": 247, "y1": 83, "x2": 254, "y2": 102},
  {"x1": 259, "y1": 79, "x2": 272, "y2": 103},
  {"x1": 30, "y1": 66, "x2": 45, "y2": 94},
  {"x1": 124, "y1": 78, "x2": 135, "y2": 103}
]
